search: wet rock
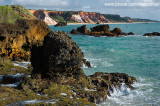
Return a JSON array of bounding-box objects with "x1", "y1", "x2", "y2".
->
[
  {"x1": 54, "y1": 22, "x2": 67, "y2": 27},
  {"x1": 143, "y1": 32, "x2": 160, "y2": 36},
  {"x1": 77, "y1": 25, "x2": 88, "y2": 34},
  {"x1": 31, "y1": 31, "x2": 85, "y2": 78},
  {"x1": 70, "y1": 29, "x2": 78, "y2": 34},
  {"x1": 83, "y1": 59, "x2": 91, "y2": 68}
]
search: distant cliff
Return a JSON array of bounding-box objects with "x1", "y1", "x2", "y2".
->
[{"x1": 29, "y1": 10, "x2": 159, "y2": 25}]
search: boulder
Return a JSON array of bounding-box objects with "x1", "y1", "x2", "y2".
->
[
  {"x1": 111, "y1": 28, "x2": 122, "y2": 35},
  {"x1": 77, "y1": 25, "x2": 88, "y2": 34},
  {"x1": 31, "y1": 31, "x2": 85, "y2": 78},
  {"x1": 70, "y1": 29, "x2": 78, "y2": 34},
  {"x1": 90, "y1": 25, "x2": 110, "y2": 32}
]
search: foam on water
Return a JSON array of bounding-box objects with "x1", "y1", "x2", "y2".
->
[
  {"x1": 99, "y1": 77, "x2": 160, "y2": 106},
  {"x1": 13, "y1": 61, "x2": 31, "y2": 69}
]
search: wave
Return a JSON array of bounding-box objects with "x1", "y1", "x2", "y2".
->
[{"x1": 99, "y1": 77, "x2": 160, "y2": 106}]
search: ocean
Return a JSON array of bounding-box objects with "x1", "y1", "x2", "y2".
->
[{"x1": 49, "y1": 23, "x2": 160, "y2": 105}]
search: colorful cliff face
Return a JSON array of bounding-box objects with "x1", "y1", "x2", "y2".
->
[{"x1": 30, "y1": 10, "x2": 111, "y2": 24}]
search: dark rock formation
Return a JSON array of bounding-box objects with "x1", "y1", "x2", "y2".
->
[
  {"x1": 71, "y1": 24, "x2": 134, "y2": 37},
  {"x1": 1, "y1": 76, "x2": 18, "y2": 84},
  {"x1": 83, "y1": 59, "x2": 91, "y2": 68},
  {"x1": 127, "y1": 32, "x2": 135, "y2": 35},
  {"x1": 90, "y1": 25, "x2": 110, "y2": 32},
  {"x1": 54, "y1": 22, "x2": 67, "y2": 27},
  {"x1": 0, "y1": 19, "x2": 50, "y2": 61},
  {"x1": 77, "y1": 25, "x2": 88, "y2": 34},
  {"x1": 70, "y1": 29, "x2": 78, "y2": 34},
  {"x1": 31, "y1": 31, "x2": 85, "y2": 78},
  {"x1": 143, "y1": 32, "x2": 160, "y2": 36},
  {"x1": 111, "y1": 28, "x2": 122, "y2": 35}
]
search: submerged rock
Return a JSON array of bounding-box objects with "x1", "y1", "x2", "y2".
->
[
  {"x1": 31, "y1": 31, "x2": 85, "y2": 78},
  {"x1": 143, "y1": 32, "x2": 160, "y2": 36}
]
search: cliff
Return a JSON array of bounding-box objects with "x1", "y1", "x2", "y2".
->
[
  {"x1": 0, "y1": 6, "x2": 51, "y2": 61},
  {"x1": 29, "y1": 10, "x2": 159, "y2": 25}
]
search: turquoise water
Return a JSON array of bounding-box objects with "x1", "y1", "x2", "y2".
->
[{"x1": 49, "y1": 23, "x2": 160, "y2": 105}]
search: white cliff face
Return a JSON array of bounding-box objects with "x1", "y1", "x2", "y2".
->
[
  {"x1": 44, "y1": 12, "x2": 57, "y2": 25},
  {"x1": 71, "y1": 15, "x2": 84, "y2": 23}
]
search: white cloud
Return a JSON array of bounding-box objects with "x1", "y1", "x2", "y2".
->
[{"x1": 3, "y1": 0, "x2": 70, "y2": 7}]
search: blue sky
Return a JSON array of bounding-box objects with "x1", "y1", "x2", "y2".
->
[{"x1": 1, "y1": 0, "x2": 160, "y2": 21}]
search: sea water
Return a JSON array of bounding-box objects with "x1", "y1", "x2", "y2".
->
[{"x1": 49, "y1": 23, "x2": 160, "y2": 105}]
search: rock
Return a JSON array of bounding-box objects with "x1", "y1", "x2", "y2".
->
[
  {"x1": 127, "y1": 32, "x2": 135, "y2": 35},
  {"x1": 0, "y1": 19, "x2": 50, "y2": 61},
  {"x1": 70, "y1": 29, "x2": 78, "y2": 34},
  {"x1": 31, "y1": 31, "x2": 85, "y2": 78},
  {"x1": 83, "y1": 59, "x2": 91, "y2": 68},
  {"x1": 71, "y1": 24, "x2": 134, "y2": 37},
  {"x1": 90, "y1": 25, "x2": 110, "y2": 32},
  {"x1": 1, "y1": 76, "x2": 18, "y2": 84},
  {"x1": 111, "y1": 28, "x2": 122, "y2": 35},
  {"x1": 54, "y1": 22, "x2": 67, "y2": 27},
  {"x1": 143, "y1": 32, "x2": 160, "y2": 36},
  {"x1": 77, "y1": 25, "x2": 88, "y2": 34}
]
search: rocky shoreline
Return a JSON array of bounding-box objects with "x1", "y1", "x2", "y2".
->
[{"x1": 0, "y1": 5, "x2": 137, "y2": 105}]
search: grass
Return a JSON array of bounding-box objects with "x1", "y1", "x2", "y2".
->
[
  {"x1": 0, "y1": 57, "x2": 31, "y2": 75},
  {"x1": 0, "y1": 5, "x2": 35, "y2": 24}
]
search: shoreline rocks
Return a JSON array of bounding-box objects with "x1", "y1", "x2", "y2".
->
[
  {"x1": 30, "y1": 31, "x2": 137, "y2": 104},
  {"x1": 70, "y1": 24, "x2": 135, "y2": 37},
  {"x1": 143, "y1": 32, "x2": 160, "y2": 36}
]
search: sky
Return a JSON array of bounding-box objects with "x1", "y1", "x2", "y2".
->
[{"x1": 1, "y1": 0, "x2": 160, "y2": 21}]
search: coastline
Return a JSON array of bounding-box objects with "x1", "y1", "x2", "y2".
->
[{"x1": 53, "y1": 22, "x2": 159, "y2": 26}]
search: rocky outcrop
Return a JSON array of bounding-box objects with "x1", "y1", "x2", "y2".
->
[
  {"x1": 143, "y1": 32, "x2": 160, "y2": 36},
  {"x1": 0, "y1": 19, "x2": 51, "y2": 61},
  {"x1": 77, "y1": 25, "x2": 88, "y2": 34},
  {"x1": 90, "y1": 25, "x2": 110, "y2": 32},
  {"x1": 31, "y1": 31, "x2": 85, "y2": 78},
  {"x1": 111, "y1": 28, "x2": 122, "y2": 35},
  {"x1": 30, "y1": 31, "x2": 137, "y2": 104},
  {"x1": 71, "y1": 24, "x2": 134, "y2": 37}
]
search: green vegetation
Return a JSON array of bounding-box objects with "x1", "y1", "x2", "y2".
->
[
  {"x1": 0, "y1": 5, "x2": 35, "y2": 24},
  {"x1": 0, "y1": 57, "x2": 31, "y2": 75},
  {"x1": 103, "y1": 14, "x2": 128, "y2": 22}
]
